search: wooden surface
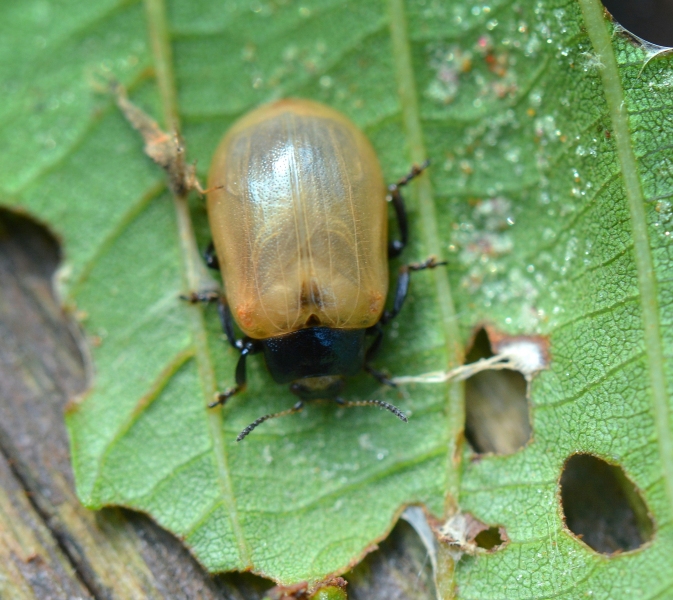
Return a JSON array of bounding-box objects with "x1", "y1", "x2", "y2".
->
[{"x1": 0, "y1": 209, "x2": 435, "y2": 600}]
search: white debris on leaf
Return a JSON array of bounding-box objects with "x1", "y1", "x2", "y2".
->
[
  {"x1": 392, "y1": 337, "x2": 547, "y2": 386},
  {"x1": 438, "y1": 513, "x2": 489, "y2": 558},
  {"x1": 497, "y1": 339, "x2": 547, "y2": 378}
]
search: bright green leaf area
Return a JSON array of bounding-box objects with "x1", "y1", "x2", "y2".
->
[{"x1": 2, "y1": 0, "x2": 673, "y2": 595}]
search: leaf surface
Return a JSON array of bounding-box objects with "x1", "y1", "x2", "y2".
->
[{"x1": 2, "y1": 0, "x2": 673, "y2": 595}]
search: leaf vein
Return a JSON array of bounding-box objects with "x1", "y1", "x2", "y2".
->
[
  {"x1": 580, "y1": 0, "x2": 673, "y2": 517},
  {"x1": 535, "y1": 350, "x2": 646, "y2": 409},
  {"x1": 92, "y1": 346, "x2": 195, "y2": 492},
  {"x1": 144, "y1": 0, "x2": 251, "y2": 565},
  {"x1": 389, "y1": 0, "x2": 463, "y2": 513}
]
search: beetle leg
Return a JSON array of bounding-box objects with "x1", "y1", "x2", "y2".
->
[
  {"x1": 236, "y1": 400, "x2": 305, "y2": 442},
  {"x1": 387, "y1": 159, "x2": 430, "y2": 258},
  {"x1": 180, "y1": 290, "x2": 220, "y2": 304},
  {"x1": 185, "y1": 293, "x2": 243, "y2": 351},
  {"x1": 187, "y1": 294, "x2": 258, "y2": 404},
  {"x1": 184, "y1": 293, "x2": 243, "y2": 351},
  {"x1": 209, "y1": 339, "x2": 262, "y2": 408},
  {"x1": 387, "y1": 186, "x2": 408, "y2": 259},
  {"x1": 381, "y1": 255, "x2": 447, "y2": 325},
  {"x1": 334, "y1": 397, "x2": 407, "y2": 422},
  {"x1": 217, "y1": 298, "x2": 242, "y2": 350},
  {"x1": 364, "y1": 365, "x2": 396, "y2": 388},
  {"x1": 204, "y1": 241, "x2": 220, "y2": 271},
  {"x1": 363, "y1": 325, "x2": 397, "y2": 387},
  {"x1": 365, "y1": 255, "x2": 446, "y2": 385}
]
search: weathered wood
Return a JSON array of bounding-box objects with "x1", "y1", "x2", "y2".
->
[
  {"x1": 0, "y1": 209, "x2": 435, "y2": 599},
  {"x1": 0, "y1": 448, "x2": 92, "y2": 600}
]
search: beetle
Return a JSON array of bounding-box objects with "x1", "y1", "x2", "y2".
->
[{"x1": 196, "y1": 98, "x2": 443, "y2": 440}]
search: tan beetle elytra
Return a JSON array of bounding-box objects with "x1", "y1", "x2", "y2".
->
[
  {"x1": 208, "y1": 99, "x2": 388, "y2": 339},
  {"x1": 199, "y1": 98, "x2": 444, "y2": 440}
]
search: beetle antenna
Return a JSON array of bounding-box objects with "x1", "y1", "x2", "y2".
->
[
  {"x1": 236, "y1": 401, "x2": 305, "y2": 442},
  {"x1": 335, "y1": 398, "x2": 408, "y2": 423}
]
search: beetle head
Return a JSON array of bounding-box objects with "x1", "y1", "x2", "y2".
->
[{"x1": 289, "y1": 376, "x2": 346, "y2": 400}]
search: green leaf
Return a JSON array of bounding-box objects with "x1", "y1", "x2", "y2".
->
[{"x1": 2, "y1": 0, "x2": 673, "y2": 596}]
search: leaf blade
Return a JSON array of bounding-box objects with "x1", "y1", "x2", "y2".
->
[{"x1": 4, "y1": 0, "x2": 673, "y2": 594}]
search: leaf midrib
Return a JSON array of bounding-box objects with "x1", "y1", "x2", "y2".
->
[
  {"x1": 388, "y1": 0, "x2": 463, "y2": 507},
  {"x1": 143, "y1": 0, "x2": 252, "y2": 566},
  {"x1": 579, "y1": 0, "x2": 673, "y2": 516}
]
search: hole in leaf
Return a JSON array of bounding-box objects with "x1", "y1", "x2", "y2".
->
[
  {"x1": 601, "y1": 0, "x2": 673, "y2": 47},
  {"x1": 348, "y1": 520, "x2": 436, "y2": 600},
  {"x1": 464, "y1": 328, "x2": 531, "y2": 454},
  {"x1": 559, "y1": 454, "x2": 654, "y2": 554},
  {"x1": 0, "y1": 208, "x2": 61, "y2": 279},
  {"x1": 474, "y1": 526, "x2": 505, "y2": 551}
]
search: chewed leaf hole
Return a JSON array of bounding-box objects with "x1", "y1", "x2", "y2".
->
[
  {"x1": 0, "y1": 208, "x2": 61, "y2": 279},
  {"x1": 560, "y1": 454, "x2": 654, "y2": 554},
  {"x1": 474, "y1": 526, "x2": 506, "y2": 551},
  {"x1": 464, "y1": 328, "x2": 531, "y2": 454},
  {"x1": 601, "y1": 0, "x2": 673, "y2": 47}
]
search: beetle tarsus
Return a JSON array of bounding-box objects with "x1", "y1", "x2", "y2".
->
[
  {"x1": 391, "y1": 159, "x2": 431, "y2": 189},
  {"x1": 209, "y1": 386, "x2": 242, "y2": 408},
  {"x1": 236, "y1": 400, "x2": 305, "y2": 441},
  {"x1": 364, "y1": 365, "x2": 397, "y2": 388},
  {"x1": 180, "y1": 290, "x2": 220, "y2": 304},
  {"x1": 408, "y1": 255, "x2": 447, "y2": 271}
]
